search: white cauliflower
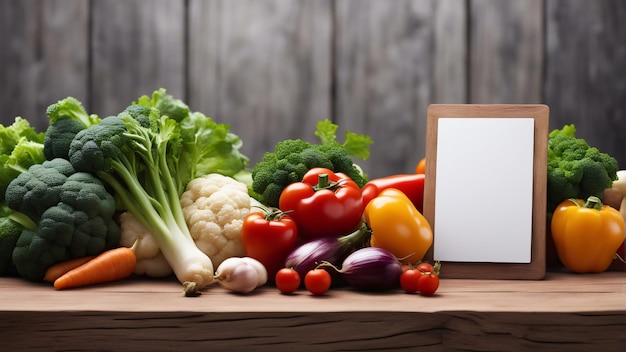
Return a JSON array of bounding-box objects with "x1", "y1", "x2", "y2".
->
[
  {"x1": 118, "y1": 173, "x2": 254, "y2": 277},
  {"x1": 180, "y1": 173, "x2": 253, "y2": 267}
]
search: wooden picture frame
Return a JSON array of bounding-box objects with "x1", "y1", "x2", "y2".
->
[{"x1": 423, "y1": 104, "x2": 549, "y2": 280}]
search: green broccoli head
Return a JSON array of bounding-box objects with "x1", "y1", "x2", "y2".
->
[
  {"x1": 5, "y1": 158, "x2": 74, "y2": 220},
  {"x1": 251, "y1": 139, "x2": 368, "y2": 207},
  {"x1": 44, "y1": 97, "x2": 101, "y2": 160},
  {"x1": 5, "y1": 158, "x2": 120, "y2": 281},
  {"x1": 547, "y1": 124, "x2": 619, "y2": 212},
  {"x1": 0, "y1": 215, "x2": 24, "y2": 276},
  {"x1": 68, "y1": 116, "x2": 130, "y2": 174}
]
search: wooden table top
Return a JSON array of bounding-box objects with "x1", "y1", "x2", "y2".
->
[{"x1": 1, "y1": 271, "x2": 624, "y2": 314}]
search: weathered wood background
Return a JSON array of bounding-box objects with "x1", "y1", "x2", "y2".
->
[{"x1": 1, "y1": 0, "x2": 624, "y2": 179}]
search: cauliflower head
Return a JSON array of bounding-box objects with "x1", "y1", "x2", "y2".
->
[{"x1": 180, "y1": 174, "x2": 253, "y2": 267}]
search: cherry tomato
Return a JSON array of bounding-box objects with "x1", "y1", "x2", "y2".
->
[
  {"x1": 275, "y1": 268, "x2": 301, "y2": 294},
  {"x1": 417, "y1": 273, "x2": 440, "y2": 296},
  {"x1": 415, "y1": 158, "x2": 426, "y2": 174},
  {"x1": 304, "y1": 269, "x2": 332, "y2": 296},
  {"x1": 400, "y1": 268, "x2": 423, "y2": 293},
  {"x1": 416, "y1": 262, "x2": 434, "y2": 273},
  {"x1": 242, "y1": 208, "x2": 298, "y2": 278}
]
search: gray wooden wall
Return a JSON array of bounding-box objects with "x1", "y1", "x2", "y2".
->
[{"x1": 1, "y1": 0, "x2": 624, "y2": 179}]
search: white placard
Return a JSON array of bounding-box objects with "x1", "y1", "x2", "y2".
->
[{"x1": 433, "y1": 118, "x2": 535, "y2": 263}]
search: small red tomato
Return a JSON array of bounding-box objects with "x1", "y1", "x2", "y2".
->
[
  {"x1": 416, "y1": 262, "x2": 434, "y2": 273},
  {"x1": 400, "y1": 269, "x2": 423, "y2": 293},
  {"x1": 241, "y1": 208, "x2": 298, "y2": 278},
  {"x1": 275, "y1": 268, "x2": 301, "y2": 294},
  {"x1": 304, "y1": 269, "x2": 332, "y2": 296},
  {"x1": 417, "y1": 273, "x2": 440, "y2": 296}
]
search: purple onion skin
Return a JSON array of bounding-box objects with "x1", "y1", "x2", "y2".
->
[
  {"x1": 340, "y1": 247, "x2": 402, "y2": 291},
  {"x1": 284, "y1": 237, "x2": 349, "y2": 279}
]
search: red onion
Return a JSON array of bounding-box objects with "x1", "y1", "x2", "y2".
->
[
  {"x1": 284, "y1": 223, "x2": 371, "y2": 279},
  {"x1": 336, "y1": 247, "x2": 402, "y2": 291}
]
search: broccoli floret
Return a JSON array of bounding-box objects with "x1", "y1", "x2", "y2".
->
[
  {"x1": 547, "y1": 124, "x2": 618, "y2": 213},
  {"x1": 0, "y1": 215, "x2": 23, "y2": 276},
  {"x1": 43, "y1": 97, "x2": 101, "y2": 161},
  {"x1": 4, "y1": 158, "x2": 119, "y2": 281}
]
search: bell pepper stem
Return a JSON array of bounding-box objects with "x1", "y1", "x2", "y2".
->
[
  {"x1": 317, "y1": 174, "x2": 330, "y2": 188},
  {"x1": 583, "y1": 196, "x2": 603, "y2": 210}
]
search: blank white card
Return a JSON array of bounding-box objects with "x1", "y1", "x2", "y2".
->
[{"x1": 433, "y1": 118, "x2": 534, "y2": 263}]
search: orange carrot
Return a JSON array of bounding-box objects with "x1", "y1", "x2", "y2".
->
[
  {"x1": 44, "y1": 256, "x2": 96, "y2": 282},
  {"x1": 53, "y1": 247, "x2": 137, "y2": 290}
]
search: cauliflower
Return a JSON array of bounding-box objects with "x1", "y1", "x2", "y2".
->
[
  {"x1": 118, "y1": 174, "x2": 253, "y2": 276},
  {"x1": 180, "y1": 174, "x2": 253, "y2": 267}
]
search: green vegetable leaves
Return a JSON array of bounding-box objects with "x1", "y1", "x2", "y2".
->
[
  {"x1": 0, "y1": 117, "x2": 45, "y2": 201},
  {"x1": 315, "y1": 119, "x2": 373, "y2": 160}
]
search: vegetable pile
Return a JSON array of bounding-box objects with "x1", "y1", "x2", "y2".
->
[{"x1": 1, "y1": 89, "x2": 623, "y2": 299}]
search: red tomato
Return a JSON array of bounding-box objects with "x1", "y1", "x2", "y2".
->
[
  {"x1": 275, "y1": 268, "x2": 301, "y2": 294},
  {"x1": 416, "y1": 262, "x2": 434, "y2": 273},
  {"x1": 304, "y1": 269, "x2": 332, "y2": 296},
  {"x1": 417, "y1": 273, "x2": 440, "y2": 296},
  {"x1": 279, "y1": 168, "x2": 364, "y2": 240},
  {"x1": 241, "y1": 210, "x2": 298, "y2": 278},
  {"x1": 400, "y1": 269, "x2": 423, "y2": 293}
]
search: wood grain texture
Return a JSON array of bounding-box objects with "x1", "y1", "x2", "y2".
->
[
  {"x1": 0, "y1": 272, "x2": 624, "y2": 351},
  {"x1": 90, "y1": 0, "x2": 186, "y2": 117},
  {"x1": 432, "y1": 0, "x2": 468, "y2": 104},
  {"x1": 545, "y1": 0, "x2": 626, "y2": 167},
  {"x1": 1, "y1": 1, "x2": 625, "y2": 170},
  {"x1": 188, "y1": 0, "x2": 333, "y2": 166},
  {"x1": 469, "y1": 0, "x2": 544, "y2": 104},
  {"x1": 334, "y1": 0, "x2": 441, "y2": 178},
  {"x1": 0, "y1": 0, "x2": 89, "y2": 132}
]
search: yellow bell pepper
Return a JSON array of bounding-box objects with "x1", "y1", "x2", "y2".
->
[
  {"x1": 551, "y1": 196, "x2": 625, "y2": 273},
  {"x1": 365, "y1": 188, "x2": 433, "y2": 264}
]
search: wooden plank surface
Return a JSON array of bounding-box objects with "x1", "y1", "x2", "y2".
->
[
  {"x1": 469, "y1": 0, "x2": 544, "y2": 104},
  {"x1": 545, "y1": 0, "x2": 626, "y2": 164},
  {"x1": 1, "y1": 272, "x2": 624, "y2": 313},
  {"x1": 90, "y1": 0, "x2": 186, "y2": 117},
  {"x1": 0, "y1": 272, "x2": 624, "y2": 351},
  {"x1": 334, "y1": 0, "x2": 441, "y2": 178},
  {"x1": 1, "y1": 1, "x2": 625, "y2": 170},
  {"x1": 0, "y1": 0, "x2": 89, "y2": 132},
  {"x1": 188, "y1": 0, "x2": 333, "y2": 167}
]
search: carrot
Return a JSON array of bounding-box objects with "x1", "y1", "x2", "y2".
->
[
  {"x1": 53, "y1": 247, "x2": 137, "y2": 290},
  {"x1": 44, "y1": 256, "x2": 96, "y2": 282}
]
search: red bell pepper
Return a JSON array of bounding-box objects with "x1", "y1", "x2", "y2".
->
[
  {"x1": 361, "y1": 174, "x2": 425, "y2": 213},
  {"x1": 279, "y1": 167, "x2": 364, "y2": 240}
]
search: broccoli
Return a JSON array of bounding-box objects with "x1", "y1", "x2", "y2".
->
[
  {"x1": 547, "y1": 124, "x2": 619, "y2": 214},
  {"x1": 251, "y1": 119, "x2": 372, "y2": 207},
  {"x1": 67, "y1": 89, "x2": 248, "y2": 295},
  {"x1": 0, "y1": 205, "x2": 25, "y2": 276},
  {"x1": 44, "y1": 97, "x2": 100, "y2": 160},
  {"x1": 3, "y1": 158, "x2": 119, "y2": 281}
]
